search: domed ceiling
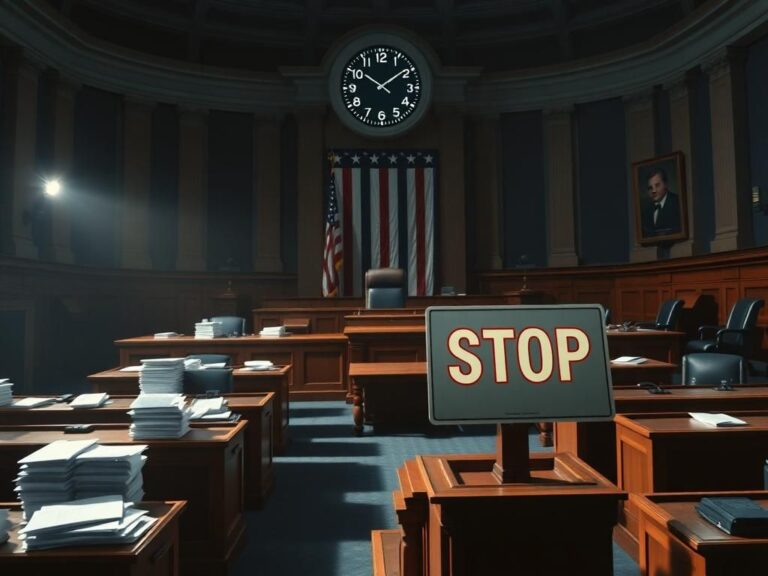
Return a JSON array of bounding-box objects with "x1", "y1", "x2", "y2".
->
[{"x1": 42, "y1": 0, "x2": 708, "y2": 72}]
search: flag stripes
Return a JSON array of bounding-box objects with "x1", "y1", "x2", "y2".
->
[{"x1": 326, "y1": 150, "x2": 436, "y2": 297}]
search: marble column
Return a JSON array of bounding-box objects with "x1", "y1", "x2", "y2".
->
[
  {"x1": 667, "y1": 75, "x2": 696, "y2": 258},
  {"x1": 6, "y1": 54, "x2": 40, "y2": 259},
  {"x1": 252, "y1": 114, "x2": 283, "y2": 272},
  {"x1": 624, "y1": 90, "x2": 657, "y2": 262},
  {"x1": 295, "y1": 107, "x2": 325, "y2": 296},
  {"x1": 437, "y1": 105, "x2": 466, "y2": 293},
  {"x1": 176, "y1": 107, "x2": 208, "y2": 271},
  {"x1": 705, "y1": 49, "x2": 752, "y2": 252},
  {"x1": 543, "y1": 107, "x2": 579, "y2": 267},
  {"x1": 120, "y1": 96, "x2": 154, "y2": 269},
  {"x1": 49, "y1": 77, "x2": 78, "y2": 264},
  {"x1": 471, "y1": 114, "x2": 503, "y2": 270}
]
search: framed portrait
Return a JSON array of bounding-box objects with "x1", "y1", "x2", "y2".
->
[{"x1": 633, "y1": 151, "x2": 688, "y2": 245}]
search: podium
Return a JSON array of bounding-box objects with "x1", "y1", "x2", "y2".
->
[
  {"x1": 377, "y1": 425, "x2": 626, "y2": 576},
  {"x1": 371, "y1": 304, "x2": 623, "y2": 575}
]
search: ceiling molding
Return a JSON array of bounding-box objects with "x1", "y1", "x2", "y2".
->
[
  {"x1": 467, "y1": 0, "x2": 768, "y2": 112},
  {"x1": 0, "y1": 0, "x2": 766, "y2": 113}
]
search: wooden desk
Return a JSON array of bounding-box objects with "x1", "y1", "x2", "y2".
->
[
  {"x1": 555, "y1": 385, "x2": 768, "y2": 483},
  {"x1": 349, "y1": 361, "x2": 428, "y2": 435},
  {"x1": 0, "y1": 423, "x2": 246, "y2": 576},
  {"x1": 252, "y1": 294, "x2": 540, "y2": 334},
  {"x1": 0, "y1": 501, "x2": 186, "y2": 576},
  {"x1": 350, "y1": 360, "x2": 678, "y2": 439},
  {"x1": 344, "y1": 313, "x2": 425, "y2": 327},
  {"x1": 605, "y1": 328, "x2": 684, "y2": 363},
  {"x1": 0, "y1": 394, "x2": 274, "y2": 509},
  {"x1": 614, "y1": 412, "x2": 768, "y2": 559},
  {"x1": 344, "y1": 325, "x2": 682, "y2": 367},
  {"x1": 114, "y1": 334, "x2": 347, "y2": 400},
  {"x1": 88, "y1": 366, "x2": 290, "y2": 453},
  {"x1": 634, "y1": 491, "x2": 768, "y2": 576},
  {"x1": 391, "y1": 452, "x2": 625, "y2": 576},
  {"x1": 610, "y1": 358, "x2": 677, "y2": 385}
]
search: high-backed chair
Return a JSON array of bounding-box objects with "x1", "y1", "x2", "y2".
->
[
  {"x1": 185, "y1": 354, "x2": 231, "y2": 366},
  {"x1": 364, "y1": 268, "x2": 405, "y2": 309},
  {"x1": 686, "y1": 298, "x2": 764, "y2": 356},
  {"x1": 635, "y1": 299, "x2": 684, "y2": 331},
  {"x1": 210, "y1": 316, "x2": 246, "y2": 337},
  {"x1": 681, "y1": 353, "x2": 747, "y2": 386},
  {"x1": 604, "y1": 308, "x2": 612, "y2": 325},
  {"x1": 183, "y1": 367, "x2": 233, "y2": 395}
]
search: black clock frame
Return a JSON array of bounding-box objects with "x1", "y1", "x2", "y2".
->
[{"x1": 328, "y1": 32, "x2": 433, "y2": 138}]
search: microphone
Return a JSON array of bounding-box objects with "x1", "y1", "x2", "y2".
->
[
  {"x1": 714, "y1": 379, "x2": 735, "y2": 392},
  {"x1": 637, "y1": 381, "x2": 670, "y2": 395}
]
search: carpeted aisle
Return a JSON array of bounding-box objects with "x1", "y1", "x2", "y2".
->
[{"x1": 232, "y1": 401, "x2": 639, "y2": 575}]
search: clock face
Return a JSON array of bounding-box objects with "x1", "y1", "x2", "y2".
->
[{"x1": 340, "y1": 46, "x2": 422, "y2": 128}]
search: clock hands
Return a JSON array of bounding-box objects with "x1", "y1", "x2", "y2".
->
[
  {"x1": 376, "y1": 68, "x2": 408, "y2": 90},
  {"x1": 364, "y1": 73, "x2": 391, "y2": 94}
]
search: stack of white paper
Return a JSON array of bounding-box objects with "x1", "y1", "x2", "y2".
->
[
  {"x1": 189, "y1": 397, "x2": 232, "y2": 421},
  {"x1": 153, "y1": 332, "x2": 179, "y2": 339},
  {"x1": 74, "y1": 445, "x2": 147, "y2": 502},
  {"x1": 0, "y1": 379, "x2": 12, "y2": 407},
  {"x1": 11, "y1": 397, "x2": 57, "y2": 409},
  {"x1": 129, "y1": 394, "x2": 191, "y2": 439},
  {"x1": 183, "y1": 358, "x2": 202, "y2": 371},
  {"x1": 611, "y1": 356, "x2": 647, "y2": 364},
  {"x1": 689, "y1": 412, "x2": 748, "y2": 427},
  {"x1": 69, "y1": 393, "x2": 109, "y2": 409},
  {"x1": 18, "y1": 495, "x2": 157, "y2": 551},
  {"x1": 243, "y1": 360, "x2": 274, "y2": 371},
  {"x1": 138, "y1": 358, "x2": 185, "y2": 394},
  {"x1": 0, "y1": 508, "x2": 10, "y2": 544},
  {"x1": 194, "y1": 320, "x2": 225, "y2": 339},
  {"x1": 259, "y1": 325, "x2": 286, "y2": 337},
  {"x1": 16, "y1": 439, "x2": 98, "y2": 517}
]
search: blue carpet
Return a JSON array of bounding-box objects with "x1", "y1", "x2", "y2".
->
[{"x1": 232, "y1": 401, "x2": 639, "y2": 576}]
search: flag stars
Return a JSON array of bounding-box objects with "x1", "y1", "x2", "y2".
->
[
  {"x1": 351, "y1": 154, "x2": 361, "y2": 164},
  {"x1": 331, "y1": 153, "x2": 341, "y2": 165},
  {"x1": 388, "y1": 154, "x2": 398, "y2": 164},
  {"x1": 370, "y1": 154, "x2": 380, "y2": 164},
  {"x1": 423, "y1": 154, "x2": 433, "y2": 165},
  {"x1": 406, "y1": 154, "x2": 416, "y2": 164}
]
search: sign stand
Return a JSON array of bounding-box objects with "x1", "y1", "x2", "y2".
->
[{"x1": 492, "y1": 423, "x2": 531, "y2": 483}]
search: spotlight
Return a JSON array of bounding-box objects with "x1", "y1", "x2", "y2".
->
[{"x1": 44, "y1": 179, "x2": 61, "y2": 197}]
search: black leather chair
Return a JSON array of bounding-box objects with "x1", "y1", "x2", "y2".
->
[
  {"x1": 686, "y1": 298, "x2": 764, "y2": 356},
  {"x1": 604, "y1": 308, "x2": 612, "y2": 325},
  {"x1": 210, "y1": 316, "x2": 246, "y2": 337},
  {"x1": 681, "y1": 353, "x2": 747, "y2": 386},
  {"x1": 185, "y1": 354, "x2": 231, "y2": 366},
  {"x1": 364, "y1": 268, "x2": 406, "y2": 309},
  {"x1": 635, "y1": 299, "x2": 684, "y2": 331},
  {"x1": 183, "y1": 367, "x2": 233, "y2": 395}
]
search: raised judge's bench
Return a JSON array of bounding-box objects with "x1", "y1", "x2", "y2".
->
[{"x1": 252, "y1": 291, "x2": 548, "y2": 334}]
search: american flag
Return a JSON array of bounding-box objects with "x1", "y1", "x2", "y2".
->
[
  {"x1": 322, "y1": 171, "x2": 343, "y2": 297},
  {"x1": 327, "y1": 150, "x2": 436, "y2": 297}
]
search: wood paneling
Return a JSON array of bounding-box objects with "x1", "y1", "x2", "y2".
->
[
  {"x1": 0, "y1": 257, "x2": 294, "y2": 393},
  {"x1": 477, "y1": 246, "x2": 768, "y2": 356}
]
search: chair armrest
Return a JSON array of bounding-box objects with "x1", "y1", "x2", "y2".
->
[
  {"x1": 698, "y1": 325, "x2": 724, "y2": 339},
  {"x1": 715, "y1": 328, "x2": 748, "y2": 348},
  {"x1": 634, "y1": 321, "x2": 657, "y2": 329}
]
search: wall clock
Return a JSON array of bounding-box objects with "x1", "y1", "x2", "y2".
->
[{"x1": 329, "y1": 32, "x2": 433, "y2": 137}]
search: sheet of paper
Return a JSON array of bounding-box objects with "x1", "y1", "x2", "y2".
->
[{"x1": 689, "y1": 412, "x2": 748, "y2": 427}]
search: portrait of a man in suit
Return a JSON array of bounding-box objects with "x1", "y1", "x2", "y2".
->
[
  {"x1": 634, "y1": 152, "x2": 687, "y2": 244},
  {"x1": 641, "y1": 169, "x2": 681, "y2": 237}
]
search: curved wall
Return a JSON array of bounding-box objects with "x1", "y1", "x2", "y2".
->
[{"x1": 2, "y1": 0, "x2": 768, "y2": 391}]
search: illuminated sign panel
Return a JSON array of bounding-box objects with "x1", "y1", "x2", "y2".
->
[{"x1": 426, "y1": 305, "x2": 615, "y2": 424}]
